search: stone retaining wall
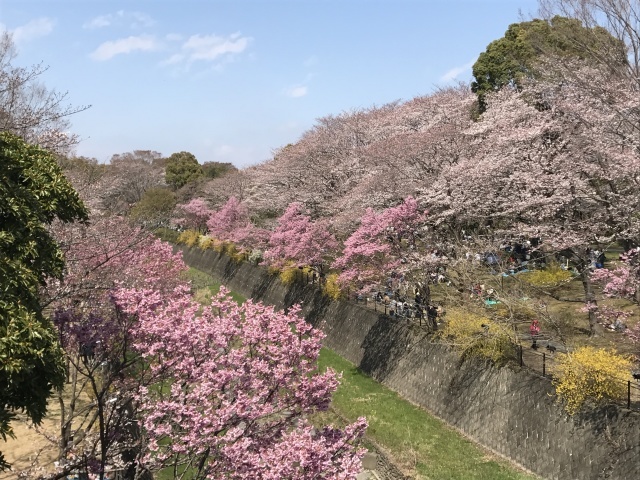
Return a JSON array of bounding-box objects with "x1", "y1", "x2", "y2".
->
[{"x1": 177, "y1": 246, "x2": 640, "y2": 480}]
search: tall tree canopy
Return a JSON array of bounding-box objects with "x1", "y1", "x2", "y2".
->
[
  {"x1": 471, "y1": 15, "x2": 625, "y2": 110},
  {"x1": 0, "y1": 132, "x2": 88, "y2": 469},
  {"x1": 165, "y1": 151, "x2": 204, "y2": 190}
]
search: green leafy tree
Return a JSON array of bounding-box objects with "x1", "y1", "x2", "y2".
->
[
  {"x1": 129, "y1": 186, "x2": 177, "y2": 226},
  {"x1": 471, "y1": 16, "x2": 625, "y2": 111},
  {"x1": 201, "y1": 160, "x2": 237, "y2": 179},
  {"x1": 0, "y1": 132, "x2": 88, "y2": 469},
  {"x1": 164, "y1": 151, "x2": 203, "y2": 190}
]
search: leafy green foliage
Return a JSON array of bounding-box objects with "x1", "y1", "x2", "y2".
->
[
  {"x1": 472, "y1": 16, "x2": 625, "y2": 111},
  {"x1": 0, "y1": 132, "x2": 88, "y2": 469},
  {"x1": 129, "y1": 186, "x2": 176, "y2": 225},
  {"x1": 154, "y1": 227, "x2": 181, "y2": 244},
  {"x1": 201, "y1": 160, "x2": 237, "y2": 179},
  {"x1": 164, "y1": 151, "x2": 203, "y2": 190}
]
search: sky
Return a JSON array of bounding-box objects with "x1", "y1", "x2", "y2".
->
[{"x1": 0, "y1": 0, "x2": 540, "y2": 167}]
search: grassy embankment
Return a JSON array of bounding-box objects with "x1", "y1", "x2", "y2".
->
[{"x1": 183, "y1": 267, "x2": 537, "y2": 480}]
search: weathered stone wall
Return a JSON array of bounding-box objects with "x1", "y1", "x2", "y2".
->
[{"x1": 178, "y1": 246, "x2": 640, "y2": 480}]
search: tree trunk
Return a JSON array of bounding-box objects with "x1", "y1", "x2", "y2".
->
[
  {"x1": 58, "y1": 366, "x2": 78, "y2": 459},
  {"x1": 580, "y1": 267, "x2": 601, "y2": 336}
]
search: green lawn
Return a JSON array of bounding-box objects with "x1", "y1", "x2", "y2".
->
[
  {"x1": 317, "y1": 348, "x2": 537, "y2": 480},
  {"x1": 184, "y1": 267, "x2": 247, "y2": 304}
]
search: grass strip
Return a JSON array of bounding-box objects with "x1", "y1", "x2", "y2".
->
[{"x1": 318, "y1": 348, "x2": 537, "y2": 480}]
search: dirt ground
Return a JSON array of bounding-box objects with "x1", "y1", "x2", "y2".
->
[
  {"x1": 1, "y1": 403, "x2": 60, "y2": 479},
  {"x1": 1, "y1": 385, "x2": 91, "y2": 479}
]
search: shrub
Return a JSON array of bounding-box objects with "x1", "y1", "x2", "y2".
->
[
  {"x1": 248, "y1": 249, "x2": 263, "y2": 265},
  {"x1": 224, "y1": 243, "x2": 245, "y2": 263},
  {"x1": 438, "y1": 308, "x2": 516, "y2": 362},
  {"x1": 177, "y1": 229, "x2": 200, "y2": 247},
  {"x1": 198, "y1": 235, "x2": 214, "y2": 250},
  {"x1": 323, "y1": 273, "x2": 343, "y2": 300},
  {"x1": 522, "y1": 263, "x2": 573, "y2": 288},
  {"x1": 553, "y1": 346, "x2": 632, "y2": 414},
  {"x1": 154, "y1": 227, "x2": 180, "y2": 244},
  {"x1": 280, "y1": 265, "x2": 301, "y2": 285},
  {"x1": 211, "y1": 238, "x2": 225, "y2": 253},
  {"x1": 494, "y1": 300, "x2": 537, "y2": 324},
  {"x1": 267, "y1": 265, "x2": 281, "y2": 276}
]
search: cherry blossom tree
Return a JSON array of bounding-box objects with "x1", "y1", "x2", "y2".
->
[
  {"x1": 264, "y1": 202, "x2": 339, "y2": 272},
  {"x1": 175, "y1": 197, "x2": 213, "y2": 232},
  {"x1": 100, "y1": 152, "x2": 166, "y2": 215},
  {"x1": 422, "y1": 64, "x2": 640, "y2": 334},
  {"x1": 332, "y1": 196, "x2": 426, "y2": 292},
  {"x1": 202, "y1": 169, "x2": 252, "y2": 208},
  {"x1": 245, "y1": 103, "x2": 401, "y2": 218},
  {"x1": 206, "y1": 196, "x2": 250, "y2": 240},
  {"x1": 591, "y1": 249, "x2": 640, "y2": 304},
  {"x1": 45, "y1": 215, "x2": 185, "y2": 312},
  {"x1": 205, "y1": 196, "x2": 269, "y2": 251},
  {"x1": 20, "y1": 217, "x2": 188, "y2": 480},
  {"x1": 113, "y1": 286, "x2": 367, "y2": 480},
  {"x1": 590, "y1": 247, "x2": 640, "y2": 337}
]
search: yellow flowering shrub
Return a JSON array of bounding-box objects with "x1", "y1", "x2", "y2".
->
[
  {"x1": 553, "y1": 347, "x2": 632, "y2": 414},
  {"x1": 522, "y1": 264, "x2": 573, "y2": 287},
  {"x1": 438, "y1": 308, "x2": 516, "y2": 362},
  {"x1": 267, "y1": 265, "x2": 281, "y2": 276},
  {"x1": 224, "y1": 243, "x2": 245, "y2": 262},
  {"x1": 212, "y1": 239, "x2": 226, "y2": 253},
  {"x1": 323, "y1": 273, "x2": 343, "y2": 300},
  {"x1": 177, "y1": 229, "x2": 200, "y2": 247},
  {"x1": 279, "y1": 265, "x2": 300, "y2": 285},
  {"x1": 198, "y1": 235, "x2": 214, "y2": 250}
]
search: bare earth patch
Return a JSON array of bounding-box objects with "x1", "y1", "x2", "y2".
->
[{"x1": 1, "y1": 386, "x2": 91, "y2": 479}]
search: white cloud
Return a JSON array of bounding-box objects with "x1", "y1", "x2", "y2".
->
[
  {"x1": 180, "y1": 32, "x2": 252, "y2": 63},
  {"x1": 83, "y1": 15, "x2": 112, "y2": 29},
  {"x1": 166, "y1": 33, "x2": 183, "y2": 42},
  {"x1": 83, "y1": 11, "x2": 155, "y2": 30},
  {"x1": 284, "y1": 85, "x2": 308, "y2": 98},
  {"x1": 90, "y1": 35, "x2": 158, "y2": 61},
  {"x1": 440, "y1": 59, "x2": 475, "y2": 83},
  {"x1": 160, "y1": 53, "x2": 185, "y2": 66},
  {"x1": 11, "y1": 18, "x2": 54, "y2": 44},
  {"x1": 129, "y1": 12, "x2": 155, "y2": 29}
]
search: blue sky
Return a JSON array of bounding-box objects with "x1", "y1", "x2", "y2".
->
[{"x1": 0, "y1": 0, "x2": 539, "y2": 167}]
